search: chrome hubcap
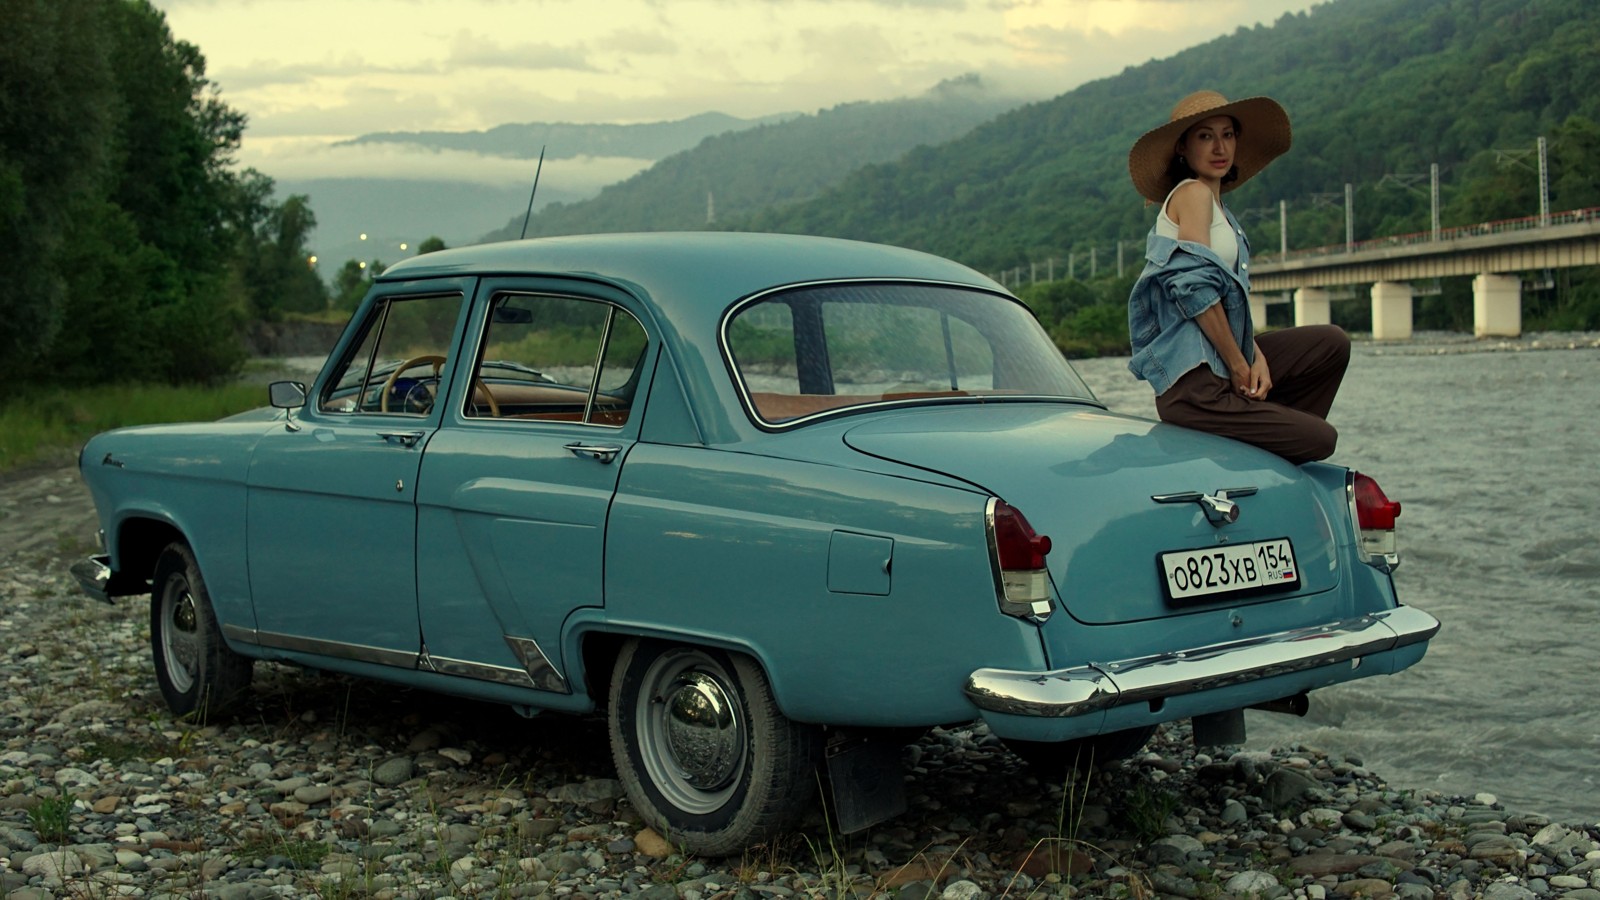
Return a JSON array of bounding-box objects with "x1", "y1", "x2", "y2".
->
[
  {"x1": 162, "y1": 583, "x2": 200, "y2": 692},
  {"x1": 663, "y1": 672, "x2": 741, "y2": 790},
  {"x1": 639, "y1": 651, "x2": 745, "y2": 814}
]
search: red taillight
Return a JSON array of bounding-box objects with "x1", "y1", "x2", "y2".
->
[
  {"x1": 993, "y1": 500, "x2": 1052, "y2": 569},
  {"x1": 1351, "y1": 473, "x2": 1400, "y2": 570},
  {"x1": 1354, "y1": 473, "x2": 1401, "y2": 530},
  {"x1": 990, "y1": 500, "x2": 1054, "y2": 619}
]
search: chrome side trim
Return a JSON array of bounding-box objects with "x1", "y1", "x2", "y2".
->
[
  {"x1": 964, "y1": 605, "x2": 1440, "y2": 718},
  {"x1": 222, "y1": 627, "x2": 570, "y2": 694},
  {"x1": 426, "y1": 654, "x2": 540, "y2": 690},
  {"x1": 233, "y1": 627, "x2": 423, "y2": 670},
  {"x1": 505, "y1": 637, "x2": 569, "y2": 693}
]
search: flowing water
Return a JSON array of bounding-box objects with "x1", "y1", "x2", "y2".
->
[{"x1": 1072, "y1": 334, "x2": 1600, "y2": 825}]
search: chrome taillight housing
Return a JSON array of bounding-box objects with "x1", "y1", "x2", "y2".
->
[
  {"x1": 986, "y1": 498, "x2": 1054, "y2": 621},
  {"x1": 1349, "y1": 472, "x2": 1401, "y2": 571}
]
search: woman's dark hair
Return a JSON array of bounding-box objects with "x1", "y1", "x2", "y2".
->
[{"x1": 1163, "y1": 115, "x2": 1243, "y2": 194}]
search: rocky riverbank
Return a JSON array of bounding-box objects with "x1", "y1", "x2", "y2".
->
[{"x1": 3, "y1": 475, "x2": 1599, "y2": 900}]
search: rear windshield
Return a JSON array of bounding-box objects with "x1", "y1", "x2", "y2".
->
[{"x1": 723, "y1": 282, "x2": 1094, "y2": 426}]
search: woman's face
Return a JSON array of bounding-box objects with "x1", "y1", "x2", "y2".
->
[{"x1": 1177, "y1": 115, "x2": 1238, "y2": 180}]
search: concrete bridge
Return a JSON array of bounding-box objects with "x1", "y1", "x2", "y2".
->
[{"x1": 1249, "y1": 207, "x2": 1600, "y2": 338}]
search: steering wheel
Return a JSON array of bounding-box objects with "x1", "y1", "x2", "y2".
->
[{"x1": 379, "y1": 355, "x2": 500, "y2": 416}]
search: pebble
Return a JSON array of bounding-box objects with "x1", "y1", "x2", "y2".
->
[{"x1": 2, "y1": 556, "x2": 1597, "y2": 899}]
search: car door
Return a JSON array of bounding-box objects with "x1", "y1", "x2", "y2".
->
[
  {"x1": 246, "y1": 284, "x2": 472, "y2": 666},
  {"x1": 414, "y1": 283, "x2": 653, "y2": 693}
]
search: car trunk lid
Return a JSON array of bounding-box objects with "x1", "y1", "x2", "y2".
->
[{"x1": 842, "y1": 404, "x2": 1340, "y2": 626}]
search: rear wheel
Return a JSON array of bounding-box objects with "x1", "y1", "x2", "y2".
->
[
  {"x1": 607, "y1": 640, "x2": 819, "y2": 855},
  {"x1": 1004, "y1": 725, "x2": 1157, "y2": 777},
  {"x1": 150, "y1": 542, "x2": 253, "y2": 719}
]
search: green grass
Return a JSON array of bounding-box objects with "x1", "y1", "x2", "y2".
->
[
  {"x1": 0, "y1": 383, "x2": 269, "y2": 474},
  {"x1": 28, "y1": 794, "x2": 75, "y2": 843}
]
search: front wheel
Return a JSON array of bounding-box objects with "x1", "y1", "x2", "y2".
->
[
  {"x1": 150, "y1": 542, "x2": 253, "y2": 719},
  {"x1": 607, "y1": 640, "x2": 819, "y2": 855}
]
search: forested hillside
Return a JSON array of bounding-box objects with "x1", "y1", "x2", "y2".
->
[
  {"x1": 482, "y1": 76, "x2": 1022, "y2": 241},
  {"x1": 741, "y1": 0, "x2": 1600, "y2": 278},
  {"x1": 1, "y1": 0, "x2": 325, "y2": 384}
]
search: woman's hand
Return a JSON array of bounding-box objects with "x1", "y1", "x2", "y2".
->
[{"x1": 1241, "y1": 342, "x2": 1272, "y2": 400}]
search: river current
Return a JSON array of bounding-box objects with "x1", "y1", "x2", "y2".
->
[{"x1": 1071, "y1": 334, "x2": 1600, "y2": 826}]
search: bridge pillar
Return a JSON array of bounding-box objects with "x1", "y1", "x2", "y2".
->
[
  {"x1": 1294, "y1": 288, "x2": 1330, "y2": 326},
  {"x1": 1473, "y1": 273, "x2": 1522, "y2": 337},
  {"x1": 1370, "y1": 282, "x2": 1413, "y2": 340},
  {"x1": 1249, "y1": 294, "x2": 1267, "y2": 330}
]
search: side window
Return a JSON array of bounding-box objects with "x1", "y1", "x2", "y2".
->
[
  {"x1": 469, "y1": 293, "x2": 649, "y2": 426},
  {"x1": 727, "y1": 302, "x2": 799, "y2": 395},
  {"x1": 822, "y1": 302, "x2": 994, "y2": 394},
  {"x1": 320, "y1": 293, "x2": 463, "y2": 414}
]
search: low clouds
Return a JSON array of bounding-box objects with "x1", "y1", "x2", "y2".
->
[
  {"x1": 154, "y1": 0, "x2": 1318, "y2": 179},
  {"x1": 445, "y1": 33, "x2": 601, "y2": 72}
]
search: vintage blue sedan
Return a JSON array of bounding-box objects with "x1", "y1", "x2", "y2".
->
[{"x1": 75, "y1": 232, "x2": 1437, "y2": 854}]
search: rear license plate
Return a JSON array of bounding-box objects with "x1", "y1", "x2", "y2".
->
[{"x1": 1160, "y1": 538, "x2": 1299, "y2": 602}]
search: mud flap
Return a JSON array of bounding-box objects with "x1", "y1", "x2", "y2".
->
[
  {"x1": 1192, "y1": 708, "x2": 1247, "y2": 746},
  {"x1": 825, "y1": 732, "x2": 907, "y2": 834}
]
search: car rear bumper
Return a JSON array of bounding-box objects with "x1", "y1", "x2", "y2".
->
[{"x1": 964, "y1": 605, "x2": 1440, "y2": 719}]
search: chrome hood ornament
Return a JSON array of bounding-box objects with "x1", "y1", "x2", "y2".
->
[{"x1": 1151, "y1": 487, "x2": 1258, "y2": 527}]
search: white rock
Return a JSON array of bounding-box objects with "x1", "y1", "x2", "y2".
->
[
  {"x1": 941, "y1": 880, "x2": 983, "y2": 900},
  {"x1": 1224, "y1": 870, "x2": 1280, "y2": 897},
  {"x1": 22, "y1": 850, "x2": 84, "y2": 879},
  {"x1": 450, "y1": 856, "x2": 480, "y2": 887},
  {"x1": 438, "y1": 747, "x2": 472, "y2": 765},
  {"x1": 1474, "y1": 792, "x2": 1498, "y2": 806},
  {"x1": 1153, "y1": 834, "x2": 1205, "y2": 856},
  {"x1": 1300, "y1": 807, "x2": 1344, "y2": 829},
  {"x1": 54, "y1": 766, "x2": 101, "y2": 788}
]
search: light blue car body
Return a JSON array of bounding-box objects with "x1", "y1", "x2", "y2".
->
[{"x1": 77, "y1": 232, "x2": 1437, "y2": 747}]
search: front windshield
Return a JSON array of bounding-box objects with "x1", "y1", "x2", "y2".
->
[{"x1": 723, "y1": 281, "x2": 1095, "y2": 426}]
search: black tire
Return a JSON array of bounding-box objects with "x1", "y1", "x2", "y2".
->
[
  {"x1": 1005, "y1": 725, "x2": 1158, "y2": 777},
  {"x1": 607, "y1": 640, "x2": 819, "y2": 855},
  {"x1": 150, "y1": 542, "x2": 253, "y2": 719}
]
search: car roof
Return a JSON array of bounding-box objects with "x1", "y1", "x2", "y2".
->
[
  {"x1": 378, "y1": 232, "x2": 1002, "y2": 324},
  {"x1": 378, "y1": 232, "x2": 1013, "y2": 447}
]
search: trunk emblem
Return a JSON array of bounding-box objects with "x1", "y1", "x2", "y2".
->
[{"x1": 1151, "y1": 487, "x2": 1258, "y2": 527}]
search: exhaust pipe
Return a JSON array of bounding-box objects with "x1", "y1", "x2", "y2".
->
[{"x1": 1249, "y1": 693, "x2": 1310, "y2": 717}]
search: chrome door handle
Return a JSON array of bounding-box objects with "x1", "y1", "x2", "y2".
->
[
  {"x1": 565, "y1": 442, "x2": 622, "y2": 464},
  {"x1": 377, "y1": 431, "x2": 426, "y2": 448}
]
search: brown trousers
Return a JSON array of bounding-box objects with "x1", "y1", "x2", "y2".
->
[{"x1": 1155, "y1": 324, "x2": 1350, "y2": 464}]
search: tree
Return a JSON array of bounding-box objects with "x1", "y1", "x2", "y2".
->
[
  {"x1": 0, "y1": 0, "x2": 116, "y2": 367},
  {"x1": 235, "y1": 179, "x2": 327, "y2": 319},
  {"x1": 417, "y1": 236, "x2": 448, "y2": 254},
  {"x1": 333, "y1": 259, "x2": 379, "y2": 311}
]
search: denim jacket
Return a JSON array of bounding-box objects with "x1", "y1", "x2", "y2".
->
[{"x1": 1126, "y1": 215, "x2": 1255, "y2": 396}]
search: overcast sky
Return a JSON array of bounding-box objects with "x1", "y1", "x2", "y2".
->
[{"x1": 152, "y1": 0, "x2": 1323, "y2": 184}]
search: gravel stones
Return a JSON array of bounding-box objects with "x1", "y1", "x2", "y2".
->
[{"x1": 4, "y1": 552, "x2": 1600, "y2": 898}]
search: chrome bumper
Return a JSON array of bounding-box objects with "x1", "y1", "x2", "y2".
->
[
  {"x1": 965, "y1": 606, "x2": 1440, "y2": 718},
  {"x1": 71, "y1": 555, "x2": 114, "y2": 604}
]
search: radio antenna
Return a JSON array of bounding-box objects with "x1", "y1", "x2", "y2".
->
[{"x1": 518, "y1": 145, "x2": 547, "y2": 240}]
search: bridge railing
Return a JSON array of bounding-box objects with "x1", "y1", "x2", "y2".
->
[{"x1": 1255, "y1": 206, "x2": 1600, "y2": 265}]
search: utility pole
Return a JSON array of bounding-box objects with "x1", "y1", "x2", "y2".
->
[
  {"x1": 1345, "y1": 183, "x2": 1354, "y2": 253},
  {"x1": 1431, "y1": 164, "x2": 1440, "y2": 241},
  {"x1": 1538, "y1": 136, "x2": 1549, "y2": 227}
]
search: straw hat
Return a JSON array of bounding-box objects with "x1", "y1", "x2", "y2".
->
[{"x1": 1128, "y1": 90, "x2": 1291, "y2": 203}]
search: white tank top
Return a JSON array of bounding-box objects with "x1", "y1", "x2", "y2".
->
[{"x1": 1156, "y1": 179, "x2": 1239, "y2": 272}]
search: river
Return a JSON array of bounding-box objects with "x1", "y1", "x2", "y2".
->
[{"x1": 1071, "y1": 333, "x2": 1600, "y2": 826}]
